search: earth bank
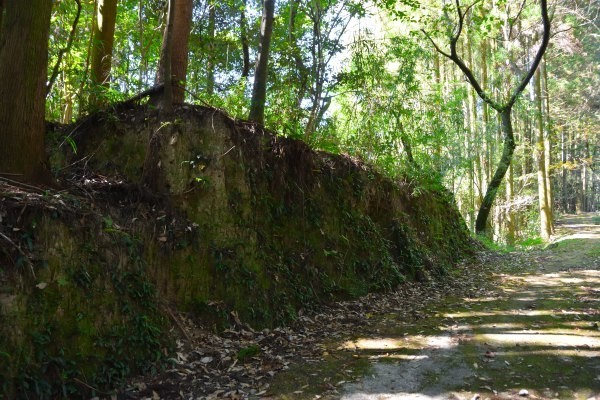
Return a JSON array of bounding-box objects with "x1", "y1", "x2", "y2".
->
[{"x1": 0, "y1": 103, "x2": 471, "y2": 398}]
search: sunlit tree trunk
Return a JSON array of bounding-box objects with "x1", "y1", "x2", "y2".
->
[
  {"x1": 156, "y1": 0, "x2": 175, "y2": 113},
  {"x1": 541, "y1": 58, "x2": 553, "y2": 225},
  {"x1": 432, "y1": 51, "x2": 443, "y2": 171},
  {"x1": 534, "y1": 68, "x2": 552, "y2": 240},
  {"x1": 561, "y1": 127, "x2": 568, "y2": 211},
  {"x1": 249, "y1": 0, "x2": 275, "y2": 124},
  {"x1": 171, "y1": 0, "x2": 192, "y2": 103},
  {"x1": 480, "y1": 33, "x2": 491, "y2": 186},
  {"x1": 62, "y1": 68, "x2": 74, "y2": 123},
  {"x1": 580, "y1": 138, "x2": 589, "y2": 211},
  {"x1": 207, "y1": 0, "x2": 216, "y2": 95},
  {"x1": 506, "y1": 161, "x2": 515, "y2": 245},
  {"x1": 90, "y1": 0, "x2": 117, "y2": 106},
  {"x1": 0, "y1": 0, "x2": 52, "y2": 184}
]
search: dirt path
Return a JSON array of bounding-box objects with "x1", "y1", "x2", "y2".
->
[{"x1": 269, "y1": 213, "x2": 600, "y2": 400}]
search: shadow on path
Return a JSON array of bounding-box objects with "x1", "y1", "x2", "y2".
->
[{"x1": 269, "y1": 213, "x2": 600, "y2": 400}]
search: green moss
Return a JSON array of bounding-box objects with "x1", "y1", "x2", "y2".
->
[{"x1": 237, "y1": 344, "x2": 261, "y2": 361}]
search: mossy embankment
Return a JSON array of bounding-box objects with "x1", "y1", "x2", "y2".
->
[{"x1": 0, "y1": 104, "x2": 472, "y2": 398}]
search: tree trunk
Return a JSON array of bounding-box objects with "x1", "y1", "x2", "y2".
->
[
  {"x1": 240, "y1": 0, "x2": 250, "y2": 78},
  {"x1": 288, "y1": 0, "x2": 308, "y2": 112},
  {"x1": 506, "y1": 162, "x2": 515, "y2": 245},
  {"x1": 248, "y1": 0, "x2": 274, "y2": 124},
  {"x1": 90, "y1": 0, "x2": 117, "y2": 106},
  {"x1": 206, "y1": 0, "x2": 216, "y2": 95},
  {"x1": 534, "y1": 68, "x2": 552, "y2": 240},
  {"x1": 156, "y1": 0, "x2": 175, "y2": 113},
  {"x1": 171, "y1": 0, "x2": 192, "y2": 103},
  {"x1": 304, "y1": 0, "x2": 324, "y2": 139},
  {"x1": 561, "y1": 127, "x2": 568, "y2": 212},
  {"x1": 541, "y1": 58, "x2": 553, "y2": 225},
  {"x1": 475, "y1": 108, "x2": 516, "y2": 234},
  {"x1": 0, "y1": 0, "x2": 52, "y2": 184}
]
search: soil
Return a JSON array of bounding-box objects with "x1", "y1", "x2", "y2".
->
[{"x1": 266, "y1": 213, "x2": 600, "y2": 400}]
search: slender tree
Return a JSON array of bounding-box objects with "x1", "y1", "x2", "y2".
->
[
  {"x1": 240, "y1": 0, "x2": 250, "y2": 78},
  {"x1": 171, "y1": 0, "x2": 193, "y2": 103},
  {"x1": 157, "y1": 0, "x2": 176, "y2": 113},
  {"x1": 423, "y1": 0, "x2": 551, "y2": 235},
  {"x1": 249, "y1": 0, "x2": 275, "y2": 124},
  {"x1": 0, "y1": 0, "x2": 53, "y2": 184},
  {"x1": 534, "y1": 67, "x2": 552, "y2": 240},
  {"x1": 89, "y1": 0, "x2": 117, "y2": 106},
  {"x1": 206, "y1": 0, "x2": 216, "y2": 95}
]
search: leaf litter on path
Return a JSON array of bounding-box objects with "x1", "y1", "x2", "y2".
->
[{"x1": 126, "y1": 213, "x2": 600, "y2": 400}]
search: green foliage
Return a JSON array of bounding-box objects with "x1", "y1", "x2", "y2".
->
[{"x1": 43, "y1": 0, "x2": 597, "y2": 249}]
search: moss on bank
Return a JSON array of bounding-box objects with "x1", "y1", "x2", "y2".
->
[{"x1": 1, "y1": 104, "x2": 472, "y2": 398}]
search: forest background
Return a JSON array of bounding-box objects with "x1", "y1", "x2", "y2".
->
[{"x1": 2, "y1": 0, "x2": 599, "y2": 244}]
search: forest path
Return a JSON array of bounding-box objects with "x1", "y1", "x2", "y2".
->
[{"x1": 268, "y1": 213, "x2": 600, "y2": 400}]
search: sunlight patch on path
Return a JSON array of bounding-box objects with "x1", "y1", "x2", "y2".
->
[
  {"x1": 480, "y1": 332, "x2": 600, "y2": 347},
  {"x1": 340, "y1": 334, "x2": 470, "y2": 400}
]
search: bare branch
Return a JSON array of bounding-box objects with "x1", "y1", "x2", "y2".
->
[
  {"x1": 421, "y1": 29, "x2": 451, "y2": 59},
  {"x1": 507, "y1": 0, "x2": 551, "y2": 108}
]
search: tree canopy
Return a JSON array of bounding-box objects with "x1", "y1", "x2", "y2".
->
[{"x1": 1, "y1": 0, "x2": 598, "y2": 243}]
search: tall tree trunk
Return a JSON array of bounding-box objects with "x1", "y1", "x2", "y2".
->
[
  {"x1": 534, "y1": 68, "x2": 552, "y2": 240},
  {"x1": 506, "y1": 162, "x2": 515, "y2": 245},
  {"x1": 171, "y1": 0, "x2": 192, "y2": 103},
  {"x1": 0, "y1": 0, "x2": 52, "y2": 184},
  {"x1": 581, "y1": 138, "x2": 590, "y2": 211},
  {"x1": 90, "y1": 0, "x2": 117, "y2": 106},
  {"x1": 206, "y1": 0, "x2": 216, "y2": 95},
  {"x1": 249, "y1": 0, "x2": 274, "y2": 124},
  {"x1": 156, "y1": 0, "x2": 175, "y2": 113},
  {"x1": 240, "y1": 0, "x2": 250, "y2": 78},
  {"x1": 288, "y1": 0, "x2": 308, "y2": 112},
  {"x1": 475, "y1": 108, "x2": 516, "y2": 233},
  {"x1": 304, "y1": 0, "x2": 324, "y2": 139},
  {"x1": 541, "y1": 58, "x2": 553, "y2": 225},
  {"x1": 561, "y1": 127, "x2": 567, "y2": 211}
]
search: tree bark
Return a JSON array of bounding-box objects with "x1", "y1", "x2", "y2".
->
[
  {"x1": 288, "y1": 0, "x2": 308, "y2": 111},
  {"x1": 171, "y1": 0, "x2": 192, "y2": 103},
  {"x1": 534, "y1": 68, "x2": 552, "y2": 240},
  {"x1": 0, "y1": 0, "x2": 53, "y2": 184},
  {"x1": 541, "y1": 58, "x2": 553, "y2": 226},
  {"x1": 561, "y1": 127, "x2": 568, "y2": 212},
  {"x1": 240, "y1": 0, "x2": 250, "y2": 78},
  {"x1": 156, "y1": 0, "x2": 176, "y2": 113},
  {"x1": 249, "y1": 0, "x2": 275, "y2": 124},
  {"x1": 90, "y1": 0, "x2": 117, "y2": 106},
  {"x1": 206, "y1": 0, "x2": 216, "y2": 94},
  {"x1": 506, "y1": 162, "x2": 515, "y2": 245},
  {"x1": 475, "y1": 108, "x2": 516, "y2": 234}
]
